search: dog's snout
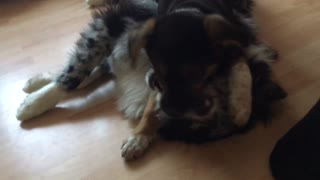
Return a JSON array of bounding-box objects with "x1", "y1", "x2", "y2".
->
[
  {"x1": 195, "y1": 98, "x2": 213, "y2": 116},
  {"x1": 160, "y1": 96, "x2": 188, "y2": 117},
  {"x1": 162, "y1": 106, "x2": 184, "y2": 117}
]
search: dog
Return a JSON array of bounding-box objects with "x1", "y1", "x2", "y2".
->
[
  {"x1": 126, "y1": 0, "x2": 286, "y2": 144},
  {"x1": 17, "y1": 0, "x2": 286, "y2": 161}
]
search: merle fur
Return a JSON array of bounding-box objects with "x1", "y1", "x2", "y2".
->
[{"x1": 56, "y1": 0, "x2": 157, "y2": 90}]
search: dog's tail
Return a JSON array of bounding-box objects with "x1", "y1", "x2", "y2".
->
[{"x1": 92, "y1": 0, "x2": 158, "y2": 25}]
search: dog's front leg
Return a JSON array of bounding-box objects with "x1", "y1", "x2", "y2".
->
[
  {"x1": 121, "y1": 92, "x2": 160, "y2": 161},
  {"x1": 228, "y1": 59, "x2": 252, "y2": 127}
]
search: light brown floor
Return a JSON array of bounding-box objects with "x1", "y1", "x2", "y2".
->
[{"x1": 0, "y1": 0, "x2": 319, "y2": 179}]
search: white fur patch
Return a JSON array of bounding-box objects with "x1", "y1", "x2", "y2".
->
[
  {"x1": 110, "y1": 36, "x2": 152, "y2": 120},
  {"x1": 246, "y1": 43, "x2": 276, "y2": 64},
  {"x1": 17, "y1": 82, "x2": 67, "y2": 121},
  {"x1": 23, "y1": 73, "x2": 54, "y2": 93},
  {"x1": 121, "y1": 134, "x2": 152, "y2": 160}
]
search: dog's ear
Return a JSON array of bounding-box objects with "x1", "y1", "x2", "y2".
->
[
  {"x1": 204, "y1": 15, "x2": 242, "y2": 47},
  {"x1": 204, "y1": 15, "x2": 246, "y2": 61},
  {"x1": 204, "y1": 15, "x2": 230, "y2": 40},
  {"x1": 128, "y1": 18, "x2": 156, "y2": 65}
]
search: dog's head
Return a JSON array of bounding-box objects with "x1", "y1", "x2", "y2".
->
[{"x1": 129, "y1": 13, "x2": 251, "y2": 120}]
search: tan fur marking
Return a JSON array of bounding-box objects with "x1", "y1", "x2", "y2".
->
[
  {"x1": 133, "y1": 92, "x2": 158, "y2": 135},
  {"x1": 129, "y1": 19, "x2": 156, "y2": 65}
]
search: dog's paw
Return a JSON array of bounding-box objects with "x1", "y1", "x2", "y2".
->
[
  {"x1": 17, "y1": 83, "x2": 66, "y2": 121},
  {"x1": 246, "y1": 43, "x2": 279, "y2": 63},
  {"x1": 121, "y1": 135, "x2": 152, "y2": 161},
  {"x1": 86, "y1": 0, "x2": 105, "y2": 6},
  {"x1": 23, "y1": 73, "x2": 54, "y2": 93}
]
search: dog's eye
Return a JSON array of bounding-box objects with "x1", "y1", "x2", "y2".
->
[
  {"x1": 146, "y1": 70, "x2": 163, "y2": 92},
  {"x1": 152, "y1": 78, "x2": 163, "y2": 92}
]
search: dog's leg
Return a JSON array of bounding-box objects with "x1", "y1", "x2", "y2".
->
[
  {"x1": 121, "y1": 92, "x2": 160, "y2": 161},
  {"x1": 228, "y1": 59, "x2": 252, "y2": 127},
  {"x1": 17, "y1": 82, "x2": 67, "y2": 121},
  {"x1": 56, "y1": 18, "x2": 112, "y2": 91},
  {"x1": 23, "y1": 64, "x2": 108, "y2": 94},
  {"x1": 23, "y1": 72, "x2": 54, "y2": 93},
  {"x1": 17, "y1": 18, "x2": 113, "y2": 121}
]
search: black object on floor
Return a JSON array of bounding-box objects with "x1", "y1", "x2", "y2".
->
[{"x1": 270, "y1": 99, "x2": 320, "y2": 180}]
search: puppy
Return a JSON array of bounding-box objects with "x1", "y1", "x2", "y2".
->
[
  {"x1": 17, "y1": 0, "x2": 286, "y2": 160},
  {"x1": 127, "y1": 0, "x2": 286, "y2": 141}
]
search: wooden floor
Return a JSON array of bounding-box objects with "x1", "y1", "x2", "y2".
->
[{"x1": 0, "y1": 0, "x2": 319, "y2": 179}]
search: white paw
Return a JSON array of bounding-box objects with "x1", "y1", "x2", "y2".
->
[
  {"x1": 17, "y1": 82, "x2": 66, "y2": 121},
  {"x1": 246, "y1": 43, "x2": 278, "y2": 64},
  {"x1": 23, "y1": 73, "x2": 54, "y2": 93},
  {"x1": 121, "y1": 135, "x2": 152, "y2": 161},
  {"x1": 86, "y1": 0, "x2": 105, "y2": 6}
]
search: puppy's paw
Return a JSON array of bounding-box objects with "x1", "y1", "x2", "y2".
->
[
  {"x1": 86, "y1": 0, "x2": 105, "y2": 6},
  {"x1": 17, "y1": 83, "x2": 66, "y2": 121},
  {"x1": 121, "y1": 134, "x2": 152, "y2": 161},
  {"x1": 23, "y1": 73, "x2": 54, "y2": 93},
  {"x1": 246, "y1": 43, "x2": 279, "y2": 63}
]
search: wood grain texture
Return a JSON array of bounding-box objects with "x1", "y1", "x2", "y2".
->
[{"x1": 0, "y1": 0, "x2": 319, "y2": 179}]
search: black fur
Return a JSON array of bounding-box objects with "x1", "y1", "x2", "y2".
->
[
  {"x1": 146, "y1": 0, "x2": 287, "y2": 143},
  {"x1": 158, "y1": 60, "x2": 287, "y2": 143}
]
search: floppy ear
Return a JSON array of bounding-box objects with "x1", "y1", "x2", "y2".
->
[
  {"x1": 128, "y1": 18, "x2": 156, "y2": 65},
  {"x1": 203, "y1": 14, "x2": 242, "y2": 47}
]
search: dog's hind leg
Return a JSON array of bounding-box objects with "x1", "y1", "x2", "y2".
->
[
  {"x1": 17, "y1": 18, "x2": 113, "y2": 121},
  {"x1": 23, "y1": 72, "x2": 55, "y2": 93},
  {"x1": 23, "y1": 63, "x2": 108, "y2": 94}
]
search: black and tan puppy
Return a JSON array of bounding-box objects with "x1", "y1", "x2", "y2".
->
[
  {"x1": 128, "y1": 0, "x2": 286, "y2": 144},
  {"x1": 17, "y1": 0, "x2": 286, "y2": 161}
]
